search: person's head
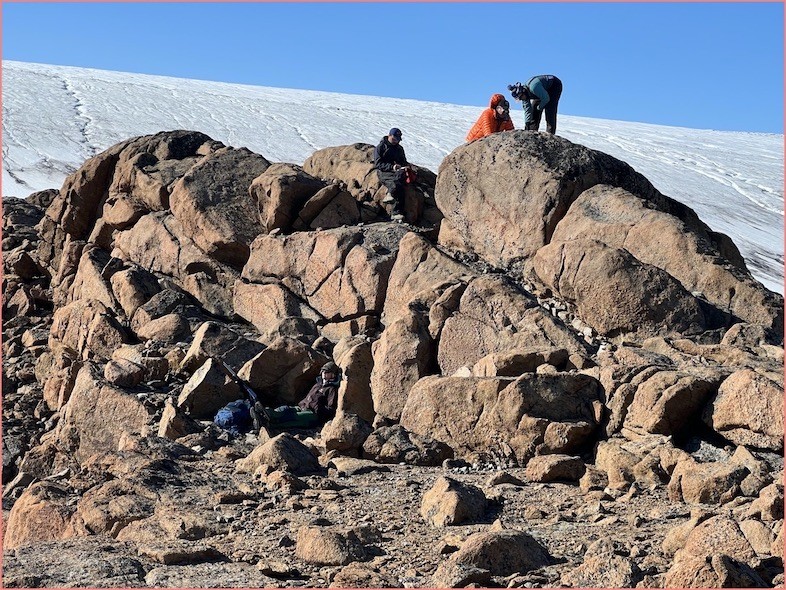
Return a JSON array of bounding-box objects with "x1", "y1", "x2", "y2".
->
[
  {"x1": 490, "y1": 94, "x2": 510, "y2": 119},
  {"x1": 320, "y1": 361, "x2": 339, "y2": 382},
  {"x1": 508, "y1": 83, "x2": 525, "y2": 101},
  {"x1": 388, "y1": 128, "x2": 403, "y2": 144}
]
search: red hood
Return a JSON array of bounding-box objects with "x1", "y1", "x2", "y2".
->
[{"x1": 489, "y1": 93, "x2": 506, "y2": 108}]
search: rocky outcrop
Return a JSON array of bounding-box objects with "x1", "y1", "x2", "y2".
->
[
  {"x1": 400, "y1": 372, "x2": 602, "y2": 464},
  {"x1": 435, "y1": 131, "x2": 658, "y2": 266},
  {"x1": 3, "y1": 128, "x2": 783, "y2": 588},
  {"x1": 169, "y1": 146, "x2": 271, "y2": 268},
  {"x1": 550, "y1": 184, "x2": 784, "y2": 338},
  {"x1": 437, "y1": 275, "x2": 590, "y2": 375},
  {"x1": 436, "y1": 131, "x2": 783, "y2": 343}
]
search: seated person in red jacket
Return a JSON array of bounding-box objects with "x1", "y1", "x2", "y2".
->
[{"x1": 466, "y1": 93, "x2": 515, "y2": 142}]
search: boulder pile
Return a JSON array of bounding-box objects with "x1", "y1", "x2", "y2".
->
[{"x1": 2, "y1": 129, "x2": 782, "y2": 587}]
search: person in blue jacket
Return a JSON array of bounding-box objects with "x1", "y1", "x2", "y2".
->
[{"x1": 509, "y1": 75, "x2": 563, "y2": 134}]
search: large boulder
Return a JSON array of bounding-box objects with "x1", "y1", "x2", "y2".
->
[
  {"x1": 235, "y1": 433, "x2": 321, "y2": 476},
  {"x1": 109, "y1": 265, "x2": 162, "y2": 319},
  {"x1": 321, "y1": 412, "x2": 373, "y2": 454},
  {"x1": 664, "y1": 515, "x2": 764, "y2": 587},
  {"x1": 302, "y1": 143, "x2": 439, "y2": 225},
  {"x1": 176, "y1": 358, "x2": 242, "y2": 419},
  {"x1": 362, "y1": 424, "x2": 453, "y2": 466},
  {"x1": 382, "y1": 232, "x2": 472, "y2": 324},
  {"x1": 179, "y1": 321, "x2": 265, "y2": 374},
  {"x1": 667, "y1": 458, "x2": 749, "y2": 505},
  {"x1": 38, "y1": 131, "x2": 217, "y2": 274},
  {"x1": 233, "y1": 281, "x2": 323, "y2": 341},
  {"x1": 437, "y1": 275, "x2": 589, "y2": 375},
  {"x1": 447, "y1": 527, "x2": 552, "y2": 576},
  {"x1": 561, "y1": 539, "x2": 643, "y2": 588},
  {"x1": 370, "y1": 306, "x2": 435, "y2": 421},
  {"x1": 113, "y1": 212, "x2": 239, "y2": 317},
  {"x1": 54, "y1": 363, "x2": 155, "y2": 463},
  {"x1": 237, "y1": 337, "x2": 329, "y2": 404},
  {"x1": 623, "y1": 369, "x2": 726, "y2": 437},
  {"x1": 333, "y1": 337, "x2": 375, "y2": 423},
  {"x1": 169, "y1": 146, "x2": 271, "y2": 268},
  {"x1": 420, "y1": 476, "x2": 487, "y2": 527},
  {"x1": 525, "y1": 454, "x2": 585, "y2": 483},
  {"x1": 435, "y1": 131, "x2": 658, "y2": 268},
  {"x1": 435, "y1": 131, "x2": 783, "y2": 342},
  {"x1": 250, "y1": 163, "x2": 327, "y2": 233},
  {"x1": 303, "y1": 143, "x2": 381, "y2": 202},
  {"x1": 295, "y1": 526, "x2": 366, "y2": 566},
  {"x1": 703, "y1": 369, "x2": 784, "y2": 452},
  {"x1": 242, "y1": 224, "x2": 407, "y2": 322},
  {"x1": 50, "y1": 299, "x2": 127, "y2": 361},
  {"x1": 533, "y1": 239, "x2": 707, "y2": 340},
  {"x1": 400, "y1": 373, "x2": 601, "y2": 464},
  {"x1": 4, "y1": 482, "x2": 83, "y2": 549},
  {"x1": 550, "y1": 184, "x2": 784, "y2": 340},
  {"x1": 60, "y1": 244, "x2": 118, "y2": 310}
]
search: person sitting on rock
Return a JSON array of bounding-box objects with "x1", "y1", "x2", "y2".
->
[
  {"x1": 508, "y1": 75, "x2": 563, "y2": 134},
  {"x1": 257, "y1": 362, "x2": 341, "y2": 429},
  {"x1": 466, "y1": 93, "x2": 515, "y2": 142},
  {"x1": 373, "y1": 127, "x2": 416, "y2": 223}
]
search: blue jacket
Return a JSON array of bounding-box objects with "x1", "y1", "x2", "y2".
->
[{"x1": 520, "y1": 75, "x2": 560, "y2": 123}]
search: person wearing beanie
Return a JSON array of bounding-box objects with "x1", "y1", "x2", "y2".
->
[
  {"x1": 373, "y1": 127, "x2": 416, "y2": 223},
  {"x1": 508, "y1": 75, "x2": 563, "y2": 134},
  {"x1": 466, "y1": 93, "x2": 515, "y2": 142},
  {"x1": 297, "y1": 362, "x2": 341, "y2": 422},
  {"x1": 255, "y1": 361, "x2": 342, "y2": 430}
]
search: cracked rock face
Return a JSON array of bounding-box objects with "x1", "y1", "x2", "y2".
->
[{"x1": 3, "y1": 130, "x2": 783, "y2": 588}]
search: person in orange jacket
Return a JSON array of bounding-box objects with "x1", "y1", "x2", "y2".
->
[{"x1": 466, "y1": 93, "x2": 515, "y2": 142}]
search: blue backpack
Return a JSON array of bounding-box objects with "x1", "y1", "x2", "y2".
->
[{"x1": 213, "y1": 399, "x2": 253, "y2": 436}]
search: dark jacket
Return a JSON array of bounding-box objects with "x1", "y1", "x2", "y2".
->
[
  {"x1": 521, "y1": 75, "x2": 561, "y2": 123},
  {"x1": 373, "y1": 137, "x2": 409, "y2": 173},
  {"x1": 298, "y1": 376, "x2": 339, "y2": 422}
]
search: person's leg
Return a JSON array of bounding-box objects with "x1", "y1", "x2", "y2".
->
[
  {"x1": 391, "y1": 171, "x2": 407, "y2": 217},
  {"x1": 528, "y1": 99, "x2": 542, "y2": 130},
  {"x1": 545, "y1": 81, "x2": 562, "y2": 134},
  {"x1": 380, "y1": 171, "x2": 406, "y2": 218}
]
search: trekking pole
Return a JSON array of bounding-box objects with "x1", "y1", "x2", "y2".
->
[
  {"x1": 216, "y1": 359, "x2": 258, "y2": 405},
  {"x1": 216, "y1": 359, "x2": 270, "y2": 431}
]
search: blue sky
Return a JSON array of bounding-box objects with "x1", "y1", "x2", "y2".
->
[{"x1": 2, "y1": 2, "x2": 783, "y2": 133}]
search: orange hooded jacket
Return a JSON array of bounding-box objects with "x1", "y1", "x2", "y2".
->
[{"x1": 466, "y1": 93, "x2": 515, "y2": 142}]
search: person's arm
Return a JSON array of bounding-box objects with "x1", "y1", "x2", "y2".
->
[
  {"x1": 528, "y1": 78, "x2": 550, "y2": 110},
  {"x1": 520, "y1": 99, "x2": 534, "y2": 123},
  {"x1": 374, "y1": 142, "x2": 395, "y2": 172},
  {"x1": 399, "y1": 146, "x2": 410, "y2": 168},
  {"x1": 477, "y1": 109, "x2": 497, "y2": 138},
  {"x1": 501, "y1": 119, "x2": 515, "y2": 132}
]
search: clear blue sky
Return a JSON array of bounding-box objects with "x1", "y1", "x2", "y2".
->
[{"x1": 2, "y1": 2, "x2": 783, "y2": 133}]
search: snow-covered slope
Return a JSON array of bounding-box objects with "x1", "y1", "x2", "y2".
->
[{"x1": 3, "y1": 60, "x2": 782, "y2": 293}]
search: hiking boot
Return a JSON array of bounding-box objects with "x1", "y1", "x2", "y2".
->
[{"x1": 391, "y1": 213, "x2": 404, "y2": 223}]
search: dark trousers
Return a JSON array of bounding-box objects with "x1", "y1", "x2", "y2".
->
[
  {"x1": 526, "y1": 78, "x2": 563, "y2": 134},
  {"x1": 378, "y1": 170, "x2": 406, "y2": 213}
]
